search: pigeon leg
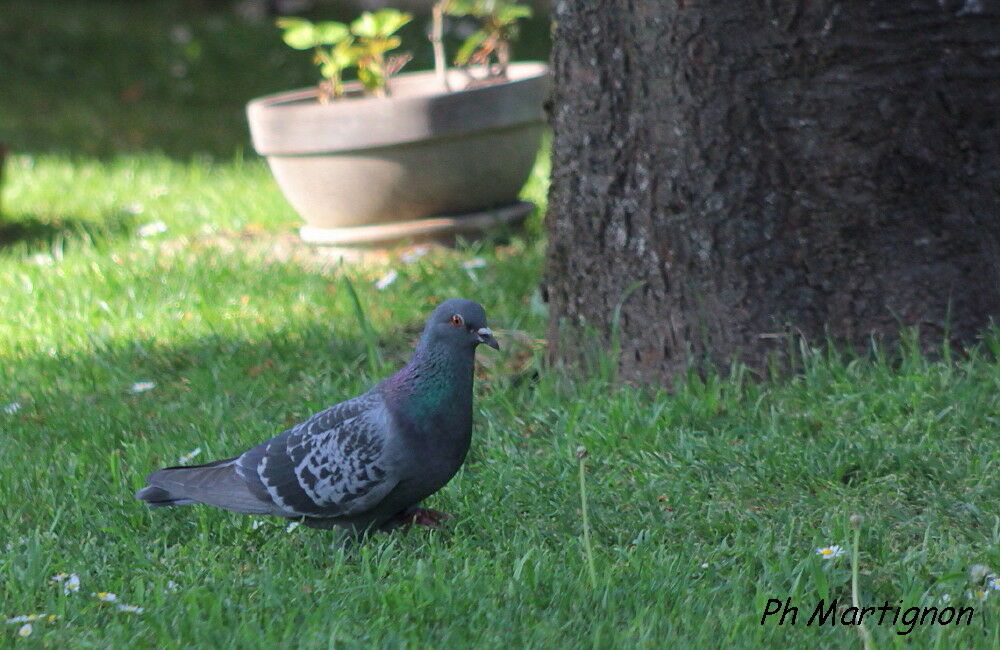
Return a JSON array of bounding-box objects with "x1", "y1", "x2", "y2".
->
[
  {"x1": 410, "y1": 507, "x2": 453, "y2": 527},
  {"x1": 379, "y1": 507, "x2": 454, "y2": 533}
]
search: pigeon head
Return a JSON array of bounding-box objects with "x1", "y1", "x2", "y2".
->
[{"x1": 420, "y1": 298, "x2": 500, "y2": 351}]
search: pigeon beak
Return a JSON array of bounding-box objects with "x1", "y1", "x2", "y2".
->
[{"x1": 477, "y1": 327, "x2": 500, "y2": 350}]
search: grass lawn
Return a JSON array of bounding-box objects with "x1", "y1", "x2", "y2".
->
[{"x1": 2, "y1": 2, "x2": 999, "y2": 648}]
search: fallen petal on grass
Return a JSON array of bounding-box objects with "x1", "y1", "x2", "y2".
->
[
  {"x1": 138, "y1": 220, "x2": 168, "y2": 237},
  {"x1": 375, "y1": 270, "x2": 399, "y2": 291},
  {"x1": 401, "y1": 246, "x2": 429, "y2": 264},
  {"x1": 177, "y1": 447, "x2": 202, "y2": 464},
  {"x1": 129, "y1": 382, "x2": 156, "y2": 393}
]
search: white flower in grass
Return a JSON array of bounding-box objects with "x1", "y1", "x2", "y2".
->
[
  {"x1": 940, "y1": 593, "x2": 951, "y2": 603},
  {"x1": 285, "y1": 521, "x2": 300, "y2": 533},
  {"x1": 166, "y1": 580, "x2": 179, "y2": 593},
  {"x1": 63, "y1": 573, "x2": 80, "y2": 595},
  {"x1": 93, "y1": 591, "x2": 117, "y2": 602},
  {"x1": 129, "y1": 381, "x2": 156, "y2": 393},
  {"x1": 3, "y1": 402, "x2": 21, "y2": 415},
  {"x1": 6, "y1": 614, "x2": 38, "y2": 624},
  {"x1": 968, "y1": 588, "x2": 989, "y2": 602},
  {"x1": 17, "y1": 623, "x2": 31, "y2": 638},
  {"x1": 177, "y1": 447, "x2": 202, "y2": 464},
  {"x1": 138, "y1": 220, "x2": 168, "y2": 238},
  {"x1": 988, "y1": 575, "x2": 1000, "y2": 591},
  {"x1": 116, "y1": 604, "x2": 144, "y2": 614},
  {"x1": 815, "y1": 545, "x2": 844, "y2": 559},
  {"x1": 169, "y1": 24, "x2": 193, "y2": 45},
  {"x1": 251, "y1": 520, "x2": 263, "y2": 531},
  {"x1": 462, "y1": 257, "x2": 487, "y2": 281},
  {"x1": 699, "y1": 562, "x2": 709, "y2": 569},
  {"x1": 375, "y1": 270, "x2": 398, "y2": 291},
  {"x1": 401, "y1": 246, "x2": 429, "y2": 264},
  {"x1": 7, "y1": 614, "x2": 58, "y2": 624}
]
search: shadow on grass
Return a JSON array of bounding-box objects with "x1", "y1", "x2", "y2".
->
[
  {"x1": 0, "y1": 211, "x2": 135, "y2": 253},
  {"x1": 0, "y1": 0, "x2": 552, "y2": 161}
]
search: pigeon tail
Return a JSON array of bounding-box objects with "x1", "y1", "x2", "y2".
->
[{"x1": 135, "y1": 457, "x2": 274, "y2": 515}]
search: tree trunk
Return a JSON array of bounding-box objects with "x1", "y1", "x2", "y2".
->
[{"x1": 545, "y1": 0, "x2": 1000, "y2": 383}]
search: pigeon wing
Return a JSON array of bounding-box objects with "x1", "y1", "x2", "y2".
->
[{"x1": 236, "y1": 394, "x2": 397, "y2": 519}]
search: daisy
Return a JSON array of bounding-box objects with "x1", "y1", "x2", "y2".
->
[
  {"x1": 815, "y1": 545, "x2": 844, "y2": 559},
  {"x1": 17, "y1": 623, "x2": 31, "y2": 638},
  {"x1": 286, "y1": 521, "x2": 300, "y2": 533},
  {"x1": 6, "y1": 615, "x2": 39, "y2": 624},
  {"x1": 117, "y1": 604, "x2": 144, "y2": 614},
  {"x1": 63, "y1": 574, "x2": 80, "y2": 595},
  {"x1": 94, "y1": 592, "x2": 118, "y2": 602},
  {"x1": 968, "y1": 588, "x2": 989, "y2": 602}
]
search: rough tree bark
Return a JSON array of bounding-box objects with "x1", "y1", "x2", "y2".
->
[{"x1": 545, "y1": 0, "x2": 1000, "y2": 383}]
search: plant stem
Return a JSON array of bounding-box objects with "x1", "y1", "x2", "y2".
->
[
  {"x1": 342, "y1": 275, "x2": 382, "y2": 377},
  {"x1": 577, "y1": 448, "x2": 597, "y2": 591},
  {"x1": 431, "y1": 2, "x2": 451, "y2": 91},
  {"x1": 850, "y1": 522, "x2": 873, "y2": 650}
]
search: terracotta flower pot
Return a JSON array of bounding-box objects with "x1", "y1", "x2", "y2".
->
[{"x1": 246, "y1": 61, "x2": 550, "y2": 245}]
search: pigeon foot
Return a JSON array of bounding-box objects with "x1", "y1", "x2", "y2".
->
[{"x1": 380, "y1": 507, "x2": 453, "y2": 533}]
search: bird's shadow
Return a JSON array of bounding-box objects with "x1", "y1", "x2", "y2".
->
[{"x1": 0, "y1": 210, "x2": 135, "y2": 252}]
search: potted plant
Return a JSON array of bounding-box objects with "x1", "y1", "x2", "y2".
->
[{"x1": 246, "y1": 2, "x2": 549, "y2": 246}]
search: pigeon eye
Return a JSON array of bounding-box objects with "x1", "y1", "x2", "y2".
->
[{"x1": 450, "y1": 314, "x2": 464, "y2": 327}]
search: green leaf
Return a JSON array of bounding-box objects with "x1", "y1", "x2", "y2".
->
[
  {"x1": 371, "y1": 9, "x2": 412, "y2": 37},
  {"x1": 497, "y1": 4, "x2": 531, "y2": 24},
  {"x1": 454, "y1": 29, "x2": 487, "y2": 65},
  {"x1": 331, "y1": 39, "x2": 360, "y2": 67},
  {"x1": 277, "y1": 18, "x2": 318, "y2": 50},
  {"x1": 350, "y1": 12, "x2": 378, "y2": 39},
  {"x1": 352, "y1": 9, "x2": 411, "y2": 39},
  {"x1": 319, "y1": 61, "x2": 341, "y2": 80},
  {"x1": 312, "y1": 21, "x2": 350, "y2": 45},
  {"x1": 275, "y1": 16, "x2": 311, "y2": 30},
  {"x1": 445, "y1": 0, "x2": 484, "y2": 17},
  {"x1": 363, "y1": 35, "x2": 402, "y2": 56},
  {"x1": 356, "y1": 65, "x2": 384, "y2": 93}
]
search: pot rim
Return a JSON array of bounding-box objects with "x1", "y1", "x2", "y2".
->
[{"x1": 246, "y1": 61, "x2": 550, "y2": 156}]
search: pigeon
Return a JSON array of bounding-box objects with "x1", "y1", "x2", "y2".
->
[{"x1": 135, "y1": 298, "x2": 499, "y2": 535}]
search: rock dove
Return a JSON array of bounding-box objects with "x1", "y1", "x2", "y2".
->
[{"x1": 135, "y1": 298, "x2": 499, "y2": 535}]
